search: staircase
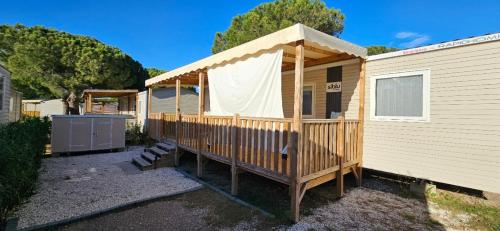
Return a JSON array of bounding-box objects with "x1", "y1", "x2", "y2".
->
[{"x1": 132, "y1": 142, "x2": 176, "y2": 171}]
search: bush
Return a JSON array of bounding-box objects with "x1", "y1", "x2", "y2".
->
[
  {"x1": 125, "y1": 123, "x2": 154, "y2": 146},
  {"x1": 0, "y1": 117, "x2": 51, "y2": 228}
]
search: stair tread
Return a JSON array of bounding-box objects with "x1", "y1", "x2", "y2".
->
[
  {"x1": 132, "y1": 156, "x2": 151, "y2": 167},
  {"x1": 150, "y1": 147, "x2": 168, "y2": 156},
  {"x1": 156, "y1": 143, "x2": 175, "y2": 151},
  {"x1": 141, "y1": 152, "x2": 157, "y2": 163}
]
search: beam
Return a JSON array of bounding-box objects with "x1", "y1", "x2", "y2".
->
[
  {"x1": 197, "y1": 72, "x2": 205, "y2": 177},
  {"x1": 283, "y1": 52, "x2": 317, "y2": 62},
  {"x1": 282, "y1": 53, "x2": 355, "y2": 71},
  {"x1": 304, "y1": 45, "x2": 338, "y2": 56},
  {"x1": 290, "y1": 40, "x2": 304, "y2": 223}
]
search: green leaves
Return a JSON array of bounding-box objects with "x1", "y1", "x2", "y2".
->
[
  {"x1": 0, "y1": 117, "x2": 51, "y2": 225},
  {"x1": 0, "y1": 24, "x2": 148, "y2": 100},
  {"x1": 366, "y1": 46, "x2": 400, "y2": 55},
  {"x1": 211, "y1": 0, "x2": 345, "y2": 54}
]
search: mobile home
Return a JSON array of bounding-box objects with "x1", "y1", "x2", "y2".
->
[
  {"x1": 364, "y1": 33, "x2": 500, "y2": 194},
  {"x1": 144, "y1": 24, "x2": 500, "y2": 221},
  {"x1": 0, "y1": 65, "x2": 11, "y2": 123}
]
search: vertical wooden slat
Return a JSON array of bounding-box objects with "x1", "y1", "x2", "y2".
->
[
  {"x1": 266, "y1": 121, "x2": 272, "y2": 169},
  {"x1": 302, "y1": 124, "x2": 308, "y2": 176},
  {"x1": 259, "y1": 121, "x2": 265, "y2": 167},
  {"x1": 273, "y1": 122, "x2": 280, "y2": 173}
]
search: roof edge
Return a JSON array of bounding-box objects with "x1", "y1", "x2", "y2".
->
[{"x1": 368, "y1": 32, "x2": 500, "y2": 61}]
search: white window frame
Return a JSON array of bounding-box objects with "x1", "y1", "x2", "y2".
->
[
  {"x1": 302, "y1": 83, "x2": 316, "y2": 118},
  {"x1": 370, "y1": 69, "x2": 430, "y2": 122}
]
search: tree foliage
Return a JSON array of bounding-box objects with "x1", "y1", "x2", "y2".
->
[
  {"x1": 211, "y1": 0, "x2": 345, "y2": 54},
  {"x1": 367, "y1": 46, "x2": 400, "y2": 56},
  {"x1": 0, "y1": 24, "x2": 148, "y2": 102},
  {"x1": 146, "y1": 68, "x2": 166, "y2": 78}
]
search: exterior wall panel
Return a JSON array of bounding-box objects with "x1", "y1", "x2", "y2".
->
[
  {"x1": 364, "y1": 40, "x2": 500, "y2": 193},
  {"x1": 281, "y1": 62, "x2": 360, "y2": 120}
]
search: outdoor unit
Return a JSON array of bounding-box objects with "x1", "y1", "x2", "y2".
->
[{"x1": 51, "y1": 115, "x2": 126, "y2": 153}]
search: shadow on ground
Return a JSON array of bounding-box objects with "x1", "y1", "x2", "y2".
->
[{"x1": 178, "y1": 151, "x2": 448, "y2": 230}]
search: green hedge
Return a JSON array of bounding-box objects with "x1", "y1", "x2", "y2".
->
[{"x1": 0, "y1": 117, "x2": 51, "y2": 227}]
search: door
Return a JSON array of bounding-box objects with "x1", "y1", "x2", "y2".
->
[
  {"x1": 69, "y1": 118, "x2": 92, "y2": 152},
  {"x1": 92, "y1": 118, "x2": 112, "y2": 150},
  {"x1": 326, "y1": 66, "x2": 342, "y2": 119}
]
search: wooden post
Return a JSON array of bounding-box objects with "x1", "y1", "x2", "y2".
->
[
  {"x1": 336, "y1": 115, "x2": 345, "y2": 197},
  {"x1": 135, "y1": 92, "x2": 139, "y2": 123},
  {"x1": 231, "y1": 113, "x2": 240, "y2": 195},
  {"x1": 356, "y1": 58, "x2": 366, "y2": 186},
  {"x1": 290, "y1": 40, "x2": 304, "y2": 222},
  {"x1": 147, "y1": 88, "x2": 152, "y2": 133},
  {"x1": 197, "y1": 72, "x2": 206, "y2": 178},
  {"x1": 175, "y1": 79, "x2": 181, "y2": 166}
]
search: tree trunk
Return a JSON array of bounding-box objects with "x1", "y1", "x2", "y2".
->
[{"x1": 66, "y1": 91, "x2": 80, "y2": 115}]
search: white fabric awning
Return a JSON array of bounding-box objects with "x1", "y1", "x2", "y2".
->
[
  {"x1": 146, "y1": 24, "x2": 367, "y2": 87},
  {"x1": 207, "y1": 49, "x2": 284, "y2": 118}
]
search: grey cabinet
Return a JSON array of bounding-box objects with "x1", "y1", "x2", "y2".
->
[{"x1": 51, "y1": 115, "x2": 126, "y2": 153}]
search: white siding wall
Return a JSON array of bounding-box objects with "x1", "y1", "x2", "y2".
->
[
  {"x1": 364, "y1": 40, "x2": 500, "y2": 193},
  {"x1": 0, "y1": 66, "x2": 10, "y2": 124},
  {"x1": 281, "y1": 62, "x2": 361, "y2": 119}
]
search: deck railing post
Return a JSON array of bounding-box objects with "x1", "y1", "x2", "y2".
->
[
  {"x1": 231, "y1": 113, "x2": 240, "y2": 195},
  {"x1": 356, "y1": 58, "x2": 366, "y2": 186},
  {"x1": 291, "y1": 40, "x2": 304, "y2": 222},
  {"x1": 336, "y1": 116, "x2": 345, "y2": 197},
  {"x1": 175, "y1": 78, "x2": 181, "y2": 166},
  {"x1": 197, "y1": 72, "x2": 206, "y2": 178}
]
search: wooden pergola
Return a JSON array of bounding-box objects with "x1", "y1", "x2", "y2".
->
[
  {"x1": 146, "y1": 24, "x2": 367, "y2": 222},
  {"x1": 82, "y1": 89, "x2": 139, "y2": 117}
]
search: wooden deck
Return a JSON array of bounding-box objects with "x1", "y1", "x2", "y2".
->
[{"x1": 148, "y1": 112, "x2": 362, "y2": 218}]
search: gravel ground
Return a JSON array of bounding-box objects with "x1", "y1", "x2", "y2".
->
[
  {"x1": 286, "y1": 183, "x2": 475, "y2": 231},
  {"x1": 13, "y1": 148, "x2": 201, "y2": 229},
  {"x1": 57, "y1": 188, "x2": 276, "y2": 231}
]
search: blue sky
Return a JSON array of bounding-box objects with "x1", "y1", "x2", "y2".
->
[{"x1": 1, "y1": 0, "x2": 499, "y2": 70}]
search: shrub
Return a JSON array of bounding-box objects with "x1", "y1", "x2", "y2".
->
[
  {"x1": 0, "y1": 117, "x2": 51, "y2": 228},
  {"x1": 125, "y1": 123, "x2": 154, "y2": 146}
]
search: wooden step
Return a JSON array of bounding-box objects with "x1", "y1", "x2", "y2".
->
[
  {"x1": 132, "y1": 157, "x2": 153, "y2": 171},
  {"x1": 150, "y1": 147, "x2": 168, "y2": 157},
  {"x1": 141, "y1": 152, "x2": 157, "y2": 163},
  {"x1": 156, "y1": 142, "x2": 175, "y2": 152}
]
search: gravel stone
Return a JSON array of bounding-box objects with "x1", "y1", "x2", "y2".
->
[{"x1": 13, "y1": 148, "x2": 201, "y2": 229}]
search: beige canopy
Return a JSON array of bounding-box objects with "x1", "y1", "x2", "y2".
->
[{"x1": 146, "y1": 23, "x2": 367, "y2": 86}]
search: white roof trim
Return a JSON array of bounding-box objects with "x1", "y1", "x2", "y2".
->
[
  {"x1": 146, "y1": 24, "x2": 367, "y2": 86},
  {"x1": 368, "y1": 32, "x2": 500, "y2": 61}
]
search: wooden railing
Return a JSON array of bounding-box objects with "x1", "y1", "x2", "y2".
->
[
  {"x1": 162, "y1": 113, "x2": 176, "y2": 138},
  {"x1": 22, "y1": 110, "x2": 40, "y2": 118},
  {"x1": 300, "y1": 119, "x2": 360, "y2": 181},
  {"x1": 179, "y1": 114, "x2": 200, "y2": 148},
  {"x1": 236, "y1": 117, "x2": 293, "y2": 181},
  {"x1": 148, "y1": 113, "x2": 163, "y2": 140},
  {"x1": 148, "y1": 113, "x2": 360, "y2": 184}
]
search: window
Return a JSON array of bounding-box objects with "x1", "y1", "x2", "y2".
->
[
  {"x1": 0, "y1": 74, "x2": 4, "y2": 111},
  {"x1": 302, "y1": 84, "x2": 315, "y2": 117},
  {"x1": 370, "y1": 70, "x2": 430, "y2": 122}
]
